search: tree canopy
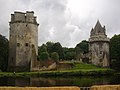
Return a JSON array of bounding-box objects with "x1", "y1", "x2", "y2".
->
[
  {"x1": 40, "y1": 52, "x2": 49, "y2": 61},
  {"x1": 75, "y1": 40, "x2": 89, "y2": 54},
  {"x1": 51, "y1": 52, "x2": 59, "y2": 62},
  {"x1": 52, "y1": 42, "x2": 64, "y2": 59},
  {"x1": 110, "y1": 34, "x2": 120, "y2": 71},
  {"x1": 38, "y1": 41, "x2": 89, "y2": 61},
  {"x1": 0, "y1": 35, "x2": 9, "y2": 71}
]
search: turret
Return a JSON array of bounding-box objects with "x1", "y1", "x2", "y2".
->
[{"x1": 89, "y1": 20, "x2": 110, "y2": 67}]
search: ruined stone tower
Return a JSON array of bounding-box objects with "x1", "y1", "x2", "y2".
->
[
  {"x1": 89, "y1": 20, "x2": 110, "y2": 67},
  {"x1": 8, "y1": 11, "x2": 39, "y2": 71}
]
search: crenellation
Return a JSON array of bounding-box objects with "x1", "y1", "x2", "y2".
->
[
  {"x1": 10, "y1": 11, "x2": 39, "y2": 25},
  {"x1": 14, "y1": 12, "x2": 26, "y2": 22},
  {"x1": 33, "y1": 16, "x2": 37, "y2": 23},
  {"x1": 11, "y1": 14, "x2": 14, "y2": 22},
  {"x1": 26, "y1": 11, "x2": 34, "y2": 23}
]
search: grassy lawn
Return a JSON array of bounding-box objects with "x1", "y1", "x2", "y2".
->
[
  {"x1": 71, "y1": 63, "x2": 110, "y2": 71},
  {"x1": 0, "y1": 63, "x2": 115, "y2": 77}
]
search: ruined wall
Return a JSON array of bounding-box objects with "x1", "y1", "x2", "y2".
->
[{"x1": 8, "y1": 11, "x2": 39, "y2": 72}]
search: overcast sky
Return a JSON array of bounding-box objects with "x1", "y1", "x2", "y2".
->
[{"x1": 0, "y1": 0, "x2": 120, "y2": 47}]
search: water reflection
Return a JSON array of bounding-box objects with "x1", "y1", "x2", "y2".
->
[{"x1": 0, "y1": 76, "x2": 120, "y2": 87}]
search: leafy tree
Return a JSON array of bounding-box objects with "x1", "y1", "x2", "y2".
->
[
  {"x1": 38, "y1": 44, "x2": 47, "y2": 53},
  {"x1": 65, "y1": 51, "x2": 76, "y2": 60},
  {"x1": 52, "y1": 42, "x2": 64, "y2": 59},
  {"x1": 75, "y1": 40, "x2": 89, "y2": 61},
  {"x1": 51, "y1": 52, "x2": 59, "y2": 62},
  {"x1": 63, "y1": 47, "x2": 69, "y2": 53},
  {"x1": 110, "y1": 34, "x2": 120, "y2": 71},
  {"x1": 63, "y1": 47, "x2": 76, "y2": 60},
  {"x1": 0, "y1": 35, "x2": 9, "y2": 71},
  {"x1": 63, "y1": 47, "x2": 69, "y2": 60},
  {"x1": 40, "y1": 52, "x2": 49, "y2": 61},
  {"x1": 75, "y1": 40, "x2": 89, "y2": 53},
  {"x1": 38, "y1": 44, "x2": 48, "y2": 60},
  {"x1": 46, "y1": 41, "x2": 54, "y2": 54}
]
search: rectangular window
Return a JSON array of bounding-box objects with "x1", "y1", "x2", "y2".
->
[
  {"x1": 32, "y1": 44, "x2": 34, "y2": 48},
  {"x1": 25, "y1": 43, "x2": 29, "y2": 46},
  {"x1": 17, "y1": 43, "x2": 20, "y2": 47},
  {"x1": 100, "y1": 51, "x2": 102, "y2": 54}
]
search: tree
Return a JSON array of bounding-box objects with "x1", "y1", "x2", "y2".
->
[
  {"x1": 75, "y1": 40, "x2": 89, "y2": 53},
  {"x1": 38, "y1": 44, "x2": 47, "y2": 61},
  {"x1": 63, "y1": 47, "x2": 76, "y2": 60},
  {"x1": 40, "y1": 52, "x2": 49, "y2": 61},
  {"x1": 0, "y1": 35, "x2": 9, "y2": 71},
  {"x1": 51, "y1": 52, "x2": 59, "y2": 62},
  {"x1": 110, "y1": 34, "x2": 120, "y2": 71},
  {"x1": 46, "y1": 41, "x2": 54, "y2": 54},
  {"x1": 52, "y1": 42, "x2": 64, "y2": 59},
  {"x1": 75, "y1": 40, "x2": 89, "y2": 61},
  {"x1": 38, "y1": 44, "x2": 47, "y2": 53},
  {"x1": 65, "y1": 51, "x2": 76, "y2": 60}
]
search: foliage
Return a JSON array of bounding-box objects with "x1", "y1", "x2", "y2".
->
[
  {"x1": 46, "y1": 41, "x2": 54, "y2": 55},
  {"x1": 52, "y1": 42, "x2": 64, "y2": 59},
  {"x1": 38, "y1": 44, "x2": 47, "y2": 53},
  {"x1": 51, "y1": 52, "x2": 59, "y2": 62},
  {"x1": 63, "y1": 47, "x2": 76, "y2": 60},
  {"x1": 38, "y1": 44, "x2": 48, "y2": 61},
  {"x1": 0, "y1": 35, "x2": 9, "y2": 71},
  {"x1": 64, "y1": 51, "x2": 76, "y2": 60},
  {"x1": 38, "y1": 41, "x2": 89, "y2": 61},
  {"x1": 75, "y1": 40, "x2": 89, "y2": 53},
  {"x1": 110, "y1": 34, "x2": 120, "y2": 71},
  {"x1": 75, "y1": 40, "x2": 89, "y2": 61},
  {"x1": 40, "y1": 52, "x2": 49, "y2": 61}
]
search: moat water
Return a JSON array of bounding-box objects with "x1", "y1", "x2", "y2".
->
[{"x1": 0, "y1": 75, "x2": 120, "y2": 87}]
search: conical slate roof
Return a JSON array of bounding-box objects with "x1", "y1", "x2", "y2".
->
[
  {"x1": 94, "y1": 20, "x2": 102, "y2": 31},
  {"x1": 91, "y1": 20, "x2": 106, "y2": 36}
]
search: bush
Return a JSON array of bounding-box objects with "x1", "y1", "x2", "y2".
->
[{"x1": 51, "y1": 52, "x2": 59, "y2": 62}]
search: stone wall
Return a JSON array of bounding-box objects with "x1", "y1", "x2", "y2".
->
[
  {"x1": 89, "y1": 42, "x2": 109, "y2": 67},
  {"x1": 90, "y1": 85, "x2": 120, "y2": 90},
  {"x1": 0, "y1": 87, "x2": 80, "y2": 90},
  {"x1": 57, "y1": 62, "x2": 74, "y2": 70}
]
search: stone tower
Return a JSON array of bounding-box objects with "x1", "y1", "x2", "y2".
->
[
  {"x1": 8, "y1": 11, "x2": 39, "y2": 72},
  {"x1": 89, "y1": 20, "x2": 110, "y2": 67}
]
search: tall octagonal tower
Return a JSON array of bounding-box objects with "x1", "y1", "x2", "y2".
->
[{"x1": 89, "y1": 20, "x2": 110, "y2": 67}]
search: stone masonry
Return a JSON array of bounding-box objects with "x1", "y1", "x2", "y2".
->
[
  {"x1": 8, "y1": 11, "x2": 39, "y2": 72},
  {"x1": 89, "y1": 20, "x2": 110, "y2": 67}
]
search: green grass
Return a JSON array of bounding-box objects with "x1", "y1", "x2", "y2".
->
[
  {"x1": 71, "y1": 63, "x2": 109, "y2": 71},
  {"x1": 0, "y1": 63, "x2": 115, "y2": 77},
  {"x1": 73, "y1": 63, "x2": 100, "y2": 69}
]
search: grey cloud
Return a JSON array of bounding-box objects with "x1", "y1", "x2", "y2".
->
[
  {"x1": 0, "y1": 0, "x2": 120, "y2": 47},
  {"x1": 96, "y1": 0, "x2": 120, "y2": 37},
  {"x1": 31, "y1": 0, "x2": 74, "y2": 47}
]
